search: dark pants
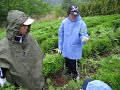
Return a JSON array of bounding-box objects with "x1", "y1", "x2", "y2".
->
[
  {"x1": 0, "y1": 68, "x2": 7, "y2": 78},
  {"x1": 0, "y1": 68, "x2": 20, "y2": 87},
  {"x1": 65, "y1": 58, "x2": 78, "y2": 75}
]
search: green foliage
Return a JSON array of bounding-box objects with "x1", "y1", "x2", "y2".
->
[
  {"x1": 41, "y1": 37, "x2": 58, "y2": 53},
  {"x1": 80, "y1": 0, "x2": 120, "y2": 16},
  {"x1": 114, "y1": 28, "x2": 120, "y2": 45},
  {"x1": 77, "y1": 54, "x2": 120, "y2": 90},
  {"x1": 31, "y1": 19, "x2": 61, "y2": 53},
  {"x1": 82, "y1": 15, "x2": 120, "y2": 58},
  {"x1": 66, "y1": 80, "x2": 80, "y2": 90},
  {"x1": 83, "y1": 28, "x2": 113, "y2": 58},
  {"x1": 79, "y1": 58, "x2": 100, "y2": 76},
  {"x1": 0, "y1": 14, "x2": 120, "y2": 89},
  {"x1": 93, "y1": 37, "x2": 112, "y2": 54},
  {"x1": 61, "y1": 0, "x2": 80, "y2": 12},
  {"x1": 0, "y1": 28, "x2": 5, "y2": 40},
  {"x1": 43, "y1": 54, "x2": 64, "y2": 77},
  {"x1": 57, "y1": 0, "x2": 120, "y2": 17},
  {"x1": 0, "y1": 82, "x2": 27, "y2": 90},
  {"x1": 0, "y1": 0, "x2": 51, "y2": 25},
  {"x1": 93, "y1": 54, "x2": 120, "y2": 90},
  {"x1": 53, "y1": 6, "x2": 66, "y2": 17}
]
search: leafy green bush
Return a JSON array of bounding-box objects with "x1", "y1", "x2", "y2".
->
[
  {"x1": 54, "y1": 6, "x2": 66, "y2": 17},
  {"x1": 43, "y1": 54, "x2": 64, "y2": 77},
  {"x1": 83, "y1": 36, "x2": 113, "y2": 58},
  {"x1": 114, "y1": 29, "x2": 120, "y2": 45},
  {"x1": 79, "y1": 58, "x2": 100, "y2": 76},
  {"x1": 0, "y1": 0, "x2": 51, "y2": 25},
  {"x1": 36, "y1": 33, "x2": 52, "y2": 44},
  {"x1": 93, "y1": 54, "x2": 120, "y2": 90},
  {"x1": 40, "y1": 37, "x2": 58, "y2": 53},
  {"x1": 82, "y1": 42, "x2": 93, "y2": 58},
  {"x1": 79, "y1": 0, "x2": 120, "y2": 16},
  {"x1": 93, "y1": 37, "x2": 112, "y2": 54}
]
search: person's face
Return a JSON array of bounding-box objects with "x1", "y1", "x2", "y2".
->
[
  {"x1": 19, "y1": 25, "x2": 28, "y2": 35},
  {"x1": 69, "y1": 14, "x2": 77, "y2": 21}
]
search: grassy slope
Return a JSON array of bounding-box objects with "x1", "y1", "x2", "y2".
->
[{"x1": 0, "y1": 14, "x2": 120, "y2": 90}]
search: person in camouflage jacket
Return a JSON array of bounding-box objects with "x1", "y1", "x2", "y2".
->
[{"x1": 0, "y1": 10, "x2": 44, "y2": 90}]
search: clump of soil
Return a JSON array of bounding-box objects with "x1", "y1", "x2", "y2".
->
[{"x1": 53, "y1": 75, "x2": 70, "y2": 87}]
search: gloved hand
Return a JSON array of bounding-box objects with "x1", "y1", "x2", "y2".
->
[
  {"x1": 0, "y1": 77, "x2": 7, "y2": 87},
  {"x1": 58, "y1": 49, "x2": 62, "y2": 54},
  {"x1": 81, "y1": 36, "x2": 89, "y2": 42}
]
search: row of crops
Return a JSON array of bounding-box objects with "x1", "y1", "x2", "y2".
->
[
  {"x1": 31, "y1": 14, "x2": 120, "y2": 58},
  {"x1": 31, "y1": 14, "x2": 120, "y2": 90},
  {"x1": 0, "y1": 14, "x2": 120, "y2": 90}
]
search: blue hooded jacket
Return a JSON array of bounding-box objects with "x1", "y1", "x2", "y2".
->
[{"x1": 58, "y1": 15, "x2": 89, "y2": 59}]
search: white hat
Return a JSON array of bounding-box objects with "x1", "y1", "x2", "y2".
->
[{"x1": 23, "y1": 18, "x2": 34, "y2": 25}]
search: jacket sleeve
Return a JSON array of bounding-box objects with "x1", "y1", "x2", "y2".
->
[
  {"x1": 58, "y1": 22, "x2": 64, "y2": 50},
  {"x1": 79, "y1": 21, "x2": 89, "y2": 45},
  {"x1": 0, "y1": 39, "x2": 10, "y2": 69},
  {"x1": 80, "y1": 21, "x2": 89, "y2": 39},
  {"x1": 0, "y1": 48, "x2": 10, "y2": 69}
]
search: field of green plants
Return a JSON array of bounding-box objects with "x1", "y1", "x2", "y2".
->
[{"x1": 0, "y1": 14, "x2": 120, "y2": 90}]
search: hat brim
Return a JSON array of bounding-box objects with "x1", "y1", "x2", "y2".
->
[{"x1": 23, "y1": 18, "x2": 34, "y2": 25}]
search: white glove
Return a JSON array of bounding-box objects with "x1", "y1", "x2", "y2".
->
[
  {"x1": 58, "y1": 49, "x2": 62, "y2": 54},
  {"x1": 82, "y1": 36, "x2": 89, "y2": 42},
  {"x1": 0, "y1": 77, "x2": 7, "y2": 87}
]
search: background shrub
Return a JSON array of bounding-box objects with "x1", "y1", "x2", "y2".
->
[
  {"x1": 43, "y1": 54, "x2": 64, "y2": 77},
  {"x1": 93, "y1": 55, "x2": 120, "y2": 90}
]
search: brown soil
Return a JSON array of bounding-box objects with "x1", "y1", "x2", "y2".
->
[{"x1": 53, "y1": 75, "x2": 70, "y2": 87}]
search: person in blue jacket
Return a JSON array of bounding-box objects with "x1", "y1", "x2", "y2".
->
[{"x1": 58, "y1": 5, "x2": 89, "y2": 80}]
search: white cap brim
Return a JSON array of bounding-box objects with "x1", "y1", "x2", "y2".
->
[{"x1": 23, "y1": 18, "x2": 34, "y2": 25}]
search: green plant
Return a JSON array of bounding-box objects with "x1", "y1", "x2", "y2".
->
[
  {"x1": 43, "y1": 54, "x2": 64, "y2": 77},
  {"x1": 0, "y1": 28, "x2": 5, "y2": 40},
  {"x1": 0, "y1": 14, "x2": 120, "y2": 90},
  {"x1": 93, "y1": 54, "x2": 120, "y2": 90},
  {"x1": 41, "y1": 37, "x2": 58, "y2": 53}
]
